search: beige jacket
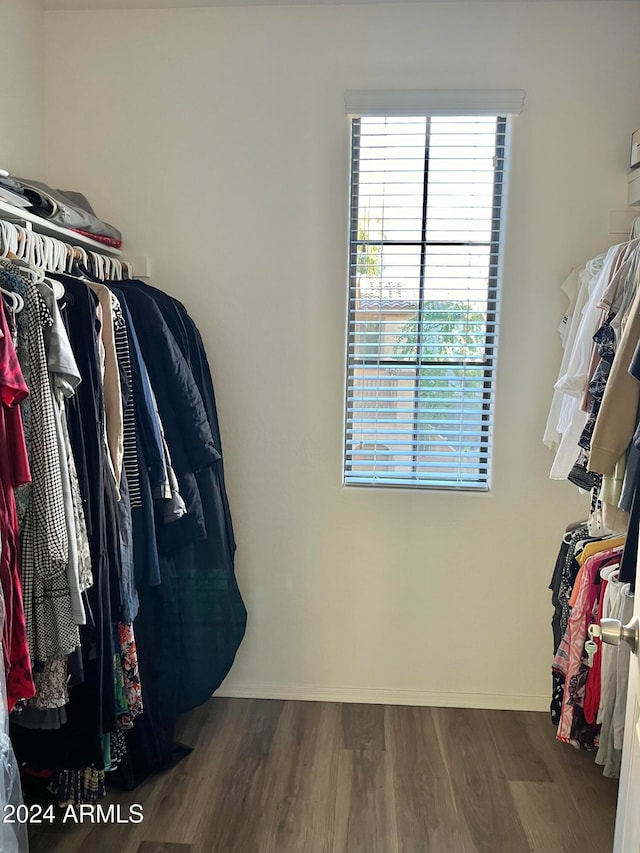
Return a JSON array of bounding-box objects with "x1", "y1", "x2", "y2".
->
[
  {"x1": 89, "y1": 283, "x2": 123, "y2": 491},
  {"x1": 588, "y1": 266, "x2": 640, "y2": 475}
]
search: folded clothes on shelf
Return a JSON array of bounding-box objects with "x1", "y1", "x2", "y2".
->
[
  {"x1": 0, "y1": 175, "x2": 31, "y2": 207},
  {"x1": 0, "y1": 186, "x2": 31, "y2": 208},
  {"x1": 10, "y1": 176, "x2": 122, "y2": 247}
]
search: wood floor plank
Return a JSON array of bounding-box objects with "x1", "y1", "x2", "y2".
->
[
  {"x1": 432, "y1": 706, "x2": 505, "y2": 782},
  {"x1": 393, "y1": 773, "x2": 477, "y2": 853},
  {"x1": 342, "y1": 703, "x2": 386, "y2": 751},
  {"x1": 27, "y1": 768, "x2": 161, "y2": 853},
  {"x1": 386, "y1": 706, "x2": 449, "y2": 779},
  {"x1": 452, "y1": 778, "x2": 531, "y2": 853},
  {"x1": 525, "y1": 711, "x2": 618, "y2": 853},
  {"x1": 387, "y1": 706, "x2": 476, "y2": 853},
  {"x1": 192, "y1": 698, "x2": 285, "y2": 853},
  {"x1": 174, "y1": 700, "x2": 213, "y2": 748},
  {"x1": 527, "y1": 710, "x2": 617, "y2": 787},
  {"x1": 28, "y1": 827, "x2": 93, "y2": 853},
  {"x1": 333, "y1": 749, "x2": 398, "y2": 853},
  {"x1": 484, "y1": 710, "x2": 553, "y2": 782},
  {"x1": 254, "y1": 701, "x2": 341, "y2": 853},
  {"x1": 26, "y1": 701, "x2": 619, "y2": 853},
  {"x1": 433, "y1": 707, "x2": 531, "y2": 853},
  {"x1": 510, "y1": 781, "x2": 583, "y2": 853},
  {"x1": 70, "y1": 698, "x2": 242, "y2": 853}
]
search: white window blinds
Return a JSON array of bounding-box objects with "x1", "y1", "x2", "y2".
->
[{"x1": 343, "y1": 93, "x2": 516, "y2": 490}]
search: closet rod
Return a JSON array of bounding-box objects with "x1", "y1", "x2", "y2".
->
[{"x1": 0, "y1": 217, "x2": 135, "y2": 280}]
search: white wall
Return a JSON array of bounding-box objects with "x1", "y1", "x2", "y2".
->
[
  {"x1": 43, "y1": 1, "x2": 640, "y2": 710},
  {"x1": 0, "y1": 0, "x2": 44, "y2": 176}
]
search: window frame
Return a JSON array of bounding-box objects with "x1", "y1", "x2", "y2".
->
[{"x1": 343, "y1": 113, "x2": 509, "y2": 491}]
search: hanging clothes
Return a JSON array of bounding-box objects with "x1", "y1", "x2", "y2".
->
[
  {"x1": 2, "y1": 272, "x2": 80, "y2": 664},
  {"x1": 545, "y1": 236, "x2": 640, "y2": 780},
  {"x1": 595, "y1": 574, "x2": 633, "y2": 778},
  {"x1": 553, "y1": 544, "x2": 622, "y2": 747},
  {"x1": 10, "y1": 276, "x2": 114, "y2": 774},
  {"x1": 0, "y1": 299, "x2": 35, "y2": 712},
  {"x1": 35, "y1": 280, "x2": 88, "y2": 626},
  {"x1": 106, "y1": 283, "x2": 246, "y2": 785},
  {"x1": 0, "y1": 250, "x2": 246, "y2": 805},
  {"x1": 0, "y1": 577, "x2": 29, "y2": 853}
]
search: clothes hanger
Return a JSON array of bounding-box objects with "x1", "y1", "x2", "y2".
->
[
  {"x1": 75, "y1": 259, "x2": 102, "y2": 283},
  {"x1": 25, "y1": 234, "x2": 66, "y2": 299},
  {"x1": 88, "y1": 251, "x2": 100, "y2": 280},
  {"x1": 65, "y1": 242, "x2": 75, "y2": 275},
  {"x1": 94, "y1": 250, "x2": 107, "y2": 281},
  {"x1": 42, "y1": 271, "x2": 66, "y2": 301},
  {"x1": 40, "y1": 233, "x2": 65, "y2": 275},
  {"x1": 17, "y1": 233, "x2": 65, "y2": 299},
  {"x1": 91, "y1": 250, "x2": 105, "y2": 281},
  {"x1": 75, "y1": 246, "x2": 95, "y2": 280},
  {"x1": 0, "y1": 221, "x2": 20, "y2": 257},
  {"x1": 0, "y1": 256, "x2": 25, "y2": 314},
  {"x1": 50, "y1": 236, "x2": 68, "y2": 275},
  {"x1": 69, "y1": 247, "x2": 99, "y2": 283},
  {"x1": 28, "y1": 231, "x2": 45, "y2": 270},
  {"x1": 103, "y1": 254, "x2": 118, "y2": 281},
  {"x1": 39, "y1": 232, "x2": 52, "y2": 271},
  {"x1": 0, "y1": 215, "x2": 125, "y2": 288},
  {"x1": 107, "y1": 256, "x2": 122, "y2": 281},
  {"x1": 9, "y1": 257, "x2": 45, "y2": 285},
  {"x1": 0, "y1": 288, "x2": 23, "y2": 314},
  {"x1": 78, "y1": 247, "x2": 91, "y2": 278}
]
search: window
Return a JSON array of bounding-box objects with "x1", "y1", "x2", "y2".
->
[{"x1": 343, "y1": 90, "x2": 522, "y2": 490}]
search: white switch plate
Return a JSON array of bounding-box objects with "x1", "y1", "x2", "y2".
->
[{"x1": 127, "y1": 255, "x2": 150, "y2": 278}]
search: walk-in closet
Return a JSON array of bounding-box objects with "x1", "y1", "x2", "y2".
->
[{"x1": 1, "y1": 1, "x2": 640, "y2": 851}]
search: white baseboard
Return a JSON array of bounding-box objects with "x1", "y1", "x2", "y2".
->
[{"x1": 214, "y1": 683, "x2": 550, "y2": 713}]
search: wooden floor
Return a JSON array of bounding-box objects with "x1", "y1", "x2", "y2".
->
[{"x1": 28, "y1": 698, "x2": 618, "y2": 853}]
